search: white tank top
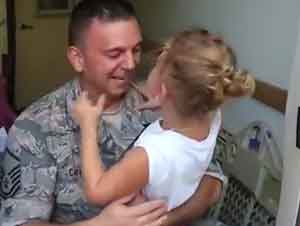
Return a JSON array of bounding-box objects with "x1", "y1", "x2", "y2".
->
[{"x1": 134, "y1": 110, "x2": 222, "y2": 210}]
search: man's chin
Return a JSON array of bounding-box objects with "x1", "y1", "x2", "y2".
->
[{"x1": 108, "y1": 89, "x2": 128, "y2": 99}]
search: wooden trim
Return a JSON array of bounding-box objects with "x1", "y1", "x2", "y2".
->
[
  {"x1": 253, "y1": 79, "x2": 288, "y2": 114},
  {"x1": 142, "y1": 39, "x2": 288, "y2": 114}
]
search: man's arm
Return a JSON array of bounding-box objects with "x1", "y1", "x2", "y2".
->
[
  {"x1": 0, "y1": 118, "x2": 58, "y2": 226},
  {"x1": 162, "y1": 175, "x2": 222, "y2": 226},
  {"x1": 1, "y1": 116, "x2": 166, "y2": 226},
  {"x1": 23, "y1": 195, "x2": 167, "y2": 226}
]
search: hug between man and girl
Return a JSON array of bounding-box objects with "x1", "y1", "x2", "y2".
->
[
  {"x1": 72, "y1": 28, "x2": 255, "y2": 211},
  {"x1": 0, "y1": 1, "x2": 255, "y2": 225}
]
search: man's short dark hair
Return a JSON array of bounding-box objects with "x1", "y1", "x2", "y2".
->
[{"x1": 68, "y1": 0, "x2": 137, "y2": 46}]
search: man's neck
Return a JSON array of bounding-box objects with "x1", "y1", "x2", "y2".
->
[
  {"x1": 103, "y1": 97, "x2": 124, "y2": 113},
  {"x1": 79, "y1": 78, "x2": 125, "y2": 112}
]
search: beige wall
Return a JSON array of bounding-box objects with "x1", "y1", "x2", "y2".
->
[
  {"x1": 15, "y1": 0, "x2": 75, "y2": 109},
  {"x1": 0, "y1": 0, "x2": 7, "y2": 54}
]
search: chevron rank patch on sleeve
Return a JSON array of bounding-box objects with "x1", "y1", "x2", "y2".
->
[{"x1": 0, "y1": 150, "x2": 21, "y2": 199}]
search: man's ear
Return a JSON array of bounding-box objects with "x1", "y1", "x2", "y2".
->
[{"x1": 67, "y1": 46, "x2": 84, "y2": 73}]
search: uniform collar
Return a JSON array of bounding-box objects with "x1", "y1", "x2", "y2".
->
[{"x1": 65, "y1": 78, "x2": 81, "y2": 131}]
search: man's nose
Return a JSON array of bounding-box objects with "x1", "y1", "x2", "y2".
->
[{"x1": 123, "y1": 52, "x2": 136, "y2": 70}]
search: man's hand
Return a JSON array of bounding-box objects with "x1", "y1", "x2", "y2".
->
[
  {"x1": 24, "y1": 195, "x2": 167, "y2": 226},
  {"x1": 89, "y1": 194, "x2": 167, "y2": 226}
]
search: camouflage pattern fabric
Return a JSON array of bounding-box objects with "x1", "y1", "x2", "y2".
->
[{"x1": 0, "y1": 79, "x2": 225, "y2": 226}]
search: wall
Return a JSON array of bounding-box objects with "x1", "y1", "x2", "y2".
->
[
  {"x1": 135, "y1": 0, "x2": 300, "y2": 150},
  {"x1": 0, "y1": 0, "x2": 7, "y2": 54},
  {"x1": 15, "y1": 0, "x2": 75, "y2": 109}
]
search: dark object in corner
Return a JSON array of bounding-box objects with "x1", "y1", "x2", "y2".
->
[{"x1": 0, "y1": 75, "x2": 16, "y2": 130}]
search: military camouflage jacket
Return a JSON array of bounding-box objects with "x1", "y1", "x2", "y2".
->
[{"x1": 0, "y1": 79, "x2": 225, "y2": 226}]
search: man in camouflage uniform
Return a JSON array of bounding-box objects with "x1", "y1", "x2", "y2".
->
[{"x1": 0, "y1": 1, "x2": 225, "y2": 226}]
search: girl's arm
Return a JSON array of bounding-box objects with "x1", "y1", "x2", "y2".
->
[
  {"x1": 72, "y1": 92, "x2": 149, "y2": 206},
  {"x1": 80, "y1": 122, "x2": 149, "y2": 205}
]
